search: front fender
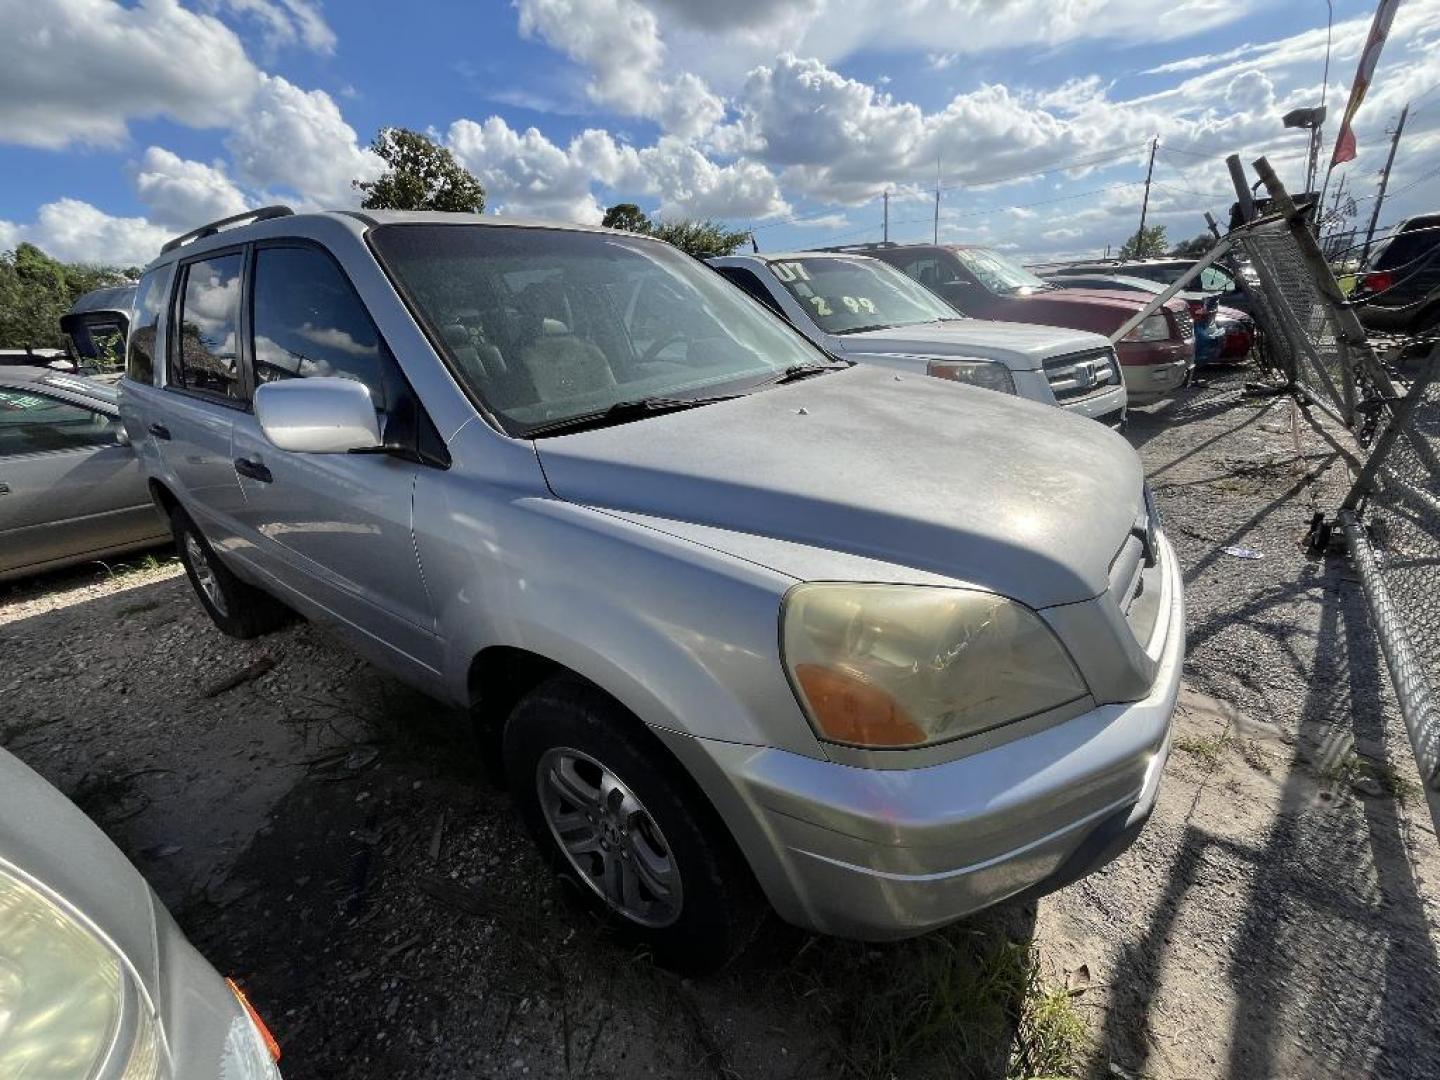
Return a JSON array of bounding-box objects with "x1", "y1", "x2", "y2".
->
[{"x1": 414, "y1": 474, "x2": 824, "y2": 760}]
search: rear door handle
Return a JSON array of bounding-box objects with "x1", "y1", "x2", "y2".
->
[
  {"x1": 148, "y1": 423, "x2": 171, "y2": 440},
  {"x1": 0, "y1": 483, "x2": 10, "y2": 495},
  {"x1": 234, "y1": 457, "x2": 273, "y2": 483}
]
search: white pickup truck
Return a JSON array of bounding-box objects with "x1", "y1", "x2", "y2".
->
[{"x1": 710, "y1": 251, "x2": 1128, "y2": 428}]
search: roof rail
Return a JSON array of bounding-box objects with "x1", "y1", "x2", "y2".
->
[
  {"x1": 160, "y1": 205, "x2": 294, "y2": 255},
  {"x1": 808, "y1": 241, "x2": 900, "y2": 253}
]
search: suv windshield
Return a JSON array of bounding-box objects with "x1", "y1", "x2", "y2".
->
[
  {"x1": 371, "y1": 225, "x2": 829, "y2": 436},
  {"x1": 764, "y1": 256, "x2": 961, "y2": 334},
  {"x1": 951, "y1": 249, "x2": 1051, "y2": 295}
]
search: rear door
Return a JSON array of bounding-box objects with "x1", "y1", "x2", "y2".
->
[
  {"x1": 228, "y1": 241, "x2": 440, "y2": 672},
  {"x1": 156, "y1": 250, "x2": 250, "y2": 540},
  {"x1": 0, "y1": 385, "x2": 154, "y2": 575}
]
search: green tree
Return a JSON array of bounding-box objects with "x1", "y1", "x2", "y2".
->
[
  {"x1": 354, "y1": 127, "x2": 486, "y2": 213},
  {"x1": 600, "y1": 203, "x2": 750, "y2": 258},
  {"x1": 600, "y1": 202, "x2": 651, "y2": 233},
  {"x1": 1118, "y1": 224, "x2": 1168, "y2": 261},
  {"x1": 1170, "y1": 233, "x2": 1215, "y2": 257},
  {"x1": 0, "y1": 242, "x2": 132, "y2": 351}
]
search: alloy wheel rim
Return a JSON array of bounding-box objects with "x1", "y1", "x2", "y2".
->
[
  {"x1": 536, "y1": 747, "x2": 683, "y2": 928},
  {"x1": 184, "y1": 533, "x2": 227, "y2": 617}
]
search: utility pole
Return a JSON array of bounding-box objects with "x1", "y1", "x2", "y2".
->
[
  {"x1": 933, "y1": 157, "x2": 941, "y2": 245},
  {"x1": 1360, "y1": 103, "x2": 1408, "y2": 266},
  {"x1": 1135, "y1": 136, "x2": 1158, "y2": 253},
  {"x1": 883, "y1": 189, "x2": 889, "y2": 243}
]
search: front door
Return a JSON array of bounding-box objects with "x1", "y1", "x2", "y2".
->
[
  {"x1": 228, "y1": 242, "x2": 440, "y2": 674},
  {"x1": 0, "y1": 388, "x2": 156, "y2": 575}
]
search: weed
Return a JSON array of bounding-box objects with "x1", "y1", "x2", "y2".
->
[
  {"x1": 773, "y1": 921, "x2": 1086, "y2": 1079},
  {"x1": 1237, "y1": 738, "x2": 1272, "y2": 775},
  {"x1": 1174, "y1": 732, "x2": 1230, "y2": 770},
  {"x1": 1013, "y1": 975, "x2": 1087, "y2": 1080},
  {"x1": 1321, "y1": 751, "x2": 1420, "y2": 801}
]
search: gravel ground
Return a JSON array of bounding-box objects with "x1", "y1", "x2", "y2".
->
[{"x1": 3, "y1": 365, "x2": 1439, "y2": 1079}]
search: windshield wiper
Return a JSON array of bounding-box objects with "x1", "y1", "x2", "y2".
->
[
  {"x1": 768, "y1": 362, "x2": 846, "y2": 384},
  {"x1": 524, "y1": 393, "x2": 744, "y2": 438}
]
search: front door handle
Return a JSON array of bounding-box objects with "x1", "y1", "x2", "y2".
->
[
  {"x1": 148, "y1": 423, "x2": 171, "y2": 440},
  {"x1": 234, "y1": 457, "x2": 273, "y2": 483},
  {"x1": 0, "y1": 482, "x2": 10, "y2": 495}
]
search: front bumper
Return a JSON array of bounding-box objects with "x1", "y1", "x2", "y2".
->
[
  {"x1": 656, "y1": 534, "x2": 1184, "y2": 941},
  {"x1": 1119, "y1": 341, "x2": 1193, "y2": 402}
]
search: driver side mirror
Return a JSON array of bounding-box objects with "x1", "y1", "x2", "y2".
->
[{"x1": 254, "y1": 377, "x2": 382, "y2": 454}]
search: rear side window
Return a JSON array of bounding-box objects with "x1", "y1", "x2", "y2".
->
[
  {"x1": 0, "y1": 389, "x2": 120, "y2": 456},
  {"x1": 126, "y1": 266, "x2": 172, "y2": 385},
  {"x1": 170, "y1": 253, "x2": 244, "y2": 401},
  {"x1": 251, "y1": 246, "x2": 393, "y2": 410}
]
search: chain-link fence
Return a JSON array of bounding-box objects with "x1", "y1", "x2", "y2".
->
[{"x1": 1226, "y1": 157, "x2": 1440, "y2": 828}]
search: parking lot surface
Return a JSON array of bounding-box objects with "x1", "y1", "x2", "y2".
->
[{"x1": 4, "y1": 367, "x2": 1439, "y2": 1079}]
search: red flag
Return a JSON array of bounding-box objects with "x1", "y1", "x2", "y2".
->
[{"x1": 1332, "y1": 0, "x2": 1404, "y2": 165}]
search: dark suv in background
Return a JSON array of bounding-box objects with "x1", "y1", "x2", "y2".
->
[
  {"x1": 832, "y1": 243, "x2": 1194, "y2": 403},
  {"x1": 1354, "y1": 213, "x2": 1440, "y2": 337}
]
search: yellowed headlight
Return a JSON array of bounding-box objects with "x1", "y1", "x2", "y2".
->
[{"x1": 781, "y1": 583, "x2": 1087, "y2": 748}]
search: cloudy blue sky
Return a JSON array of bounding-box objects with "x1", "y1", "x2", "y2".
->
[{"x1": 1, "y1": 0, "x2": 1437, "y2": 268}]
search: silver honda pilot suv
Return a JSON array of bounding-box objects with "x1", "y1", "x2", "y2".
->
[{"x1": 119, "y1": 207, "x2": 1183, "y2": 971}]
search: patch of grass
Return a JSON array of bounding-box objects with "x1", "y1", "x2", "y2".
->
[
  {"x1": 1321, "y1": 752, "x2": 1420, "y2": 801},
  {"x1": 1014, "y1": 977, "x2": 1087, "y2": 1080},
  {"x1": 1174, "y1": 732, "x2": 1231, "y2": 770},
  {"x1": 776, "y1": 923, "x2": 1086, "y2": 1079},
  {"x1": 115, "y1": 598, "x2": 161, "y2": 618}
]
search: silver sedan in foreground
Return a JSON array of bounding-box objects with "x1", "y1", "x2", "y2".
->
[{"x1": 0, "y1": 747, "x2": 282, "y2": 1078}]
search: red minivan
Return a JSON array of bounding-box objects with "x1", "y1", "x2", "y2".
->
[{"x1": 839, "y1": 243, "x2": 1195, "y2": 403}]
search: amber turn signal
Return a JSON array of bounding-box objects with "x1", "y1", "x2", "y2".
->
[
  {"x1": 227, "y1": 977, "x2": 282, "y2": 1063},
  {"x1": 794, "y1": 663, "x2": 927, "y2": 746}
]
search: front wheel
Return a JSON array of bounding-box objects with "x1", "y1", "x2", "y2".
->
[
  {"x1": 504, "y1": 675, "x2": 762, "y2": 972},
  {"x1": 171, "y1": 506, "x2": 290, "y2": 638}
]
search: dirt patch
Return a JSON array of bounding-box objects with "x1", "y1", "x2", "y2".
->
[{"x1": 4, "y1": 367, "x2": 1440, "y2": 1078}]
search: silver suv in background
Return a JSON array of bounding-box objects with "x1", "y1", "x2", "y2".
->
[
  {"x1": 710, "y1": 252, "x2": 1127, "y2": 428},
  {"x1": 120, "y1": 208, "x2": 1181, "y2": 971}
]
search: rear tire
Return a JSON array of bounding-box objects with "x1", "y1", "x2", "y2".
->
[
  {"x1": 504, "y1": 674, "x2": 762, "y2": 973},
  {"x1": 170, "y1": 506, "x2": 290, "y2": 638}
]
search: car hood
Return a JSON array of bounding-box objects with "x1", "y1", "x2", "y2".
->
[
  {"x1": 534, "y1": 365, "x2": 1144, "y2": 608},
  {"x1": 837, "y1": 320, "x2": 1108, "y2": 371}
]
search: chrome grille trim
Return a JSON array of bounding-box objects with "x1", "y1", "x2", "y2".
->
[
  {"x1": 1043, "y1": 347, "x2": 1122, "y2": 402},
  {"x1": 1172, "y1": 307, "x2": 1195, "y2": 341}
]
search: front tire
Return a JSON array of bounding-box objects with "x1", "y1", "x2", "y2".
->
[
  {"x1": 170, "y1": 506, "x2": 290, "y2": 638},
  {"x1": 504, "y1": 675, "x2": 761, "y2": 972}
]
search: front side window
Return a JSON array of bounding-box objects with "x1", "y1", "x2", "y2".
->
[
  {"x1": 170, "y1": 253, "x2": 244, "y2": 401},
  {"x1": 126, "y1": 266, "x2": 172, "y2": 385},
  {"x1": 0, "y1": 389, "x2": 120, "y2": 456},
  {"x1": 251, "y1": 246, "x2": 394, "y2": 410},
  {"x1": 764, "y1": 257, "x2": 961, "y2": 335},
  {"x1": 371, "y1": 225, "x2": 829, "y2": 435},
  {"x1": 949, "y1": 249, "x2": 1050, "y2": 295}
]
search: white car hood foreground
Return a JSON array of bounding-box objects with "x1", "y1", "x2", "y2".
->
[
  {"x1": 535, "y1": 365, "x2": 1144, "y2": 609},
  {"x1": 838, "y1": 319, "x2": 1108, "y2": 370}
]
